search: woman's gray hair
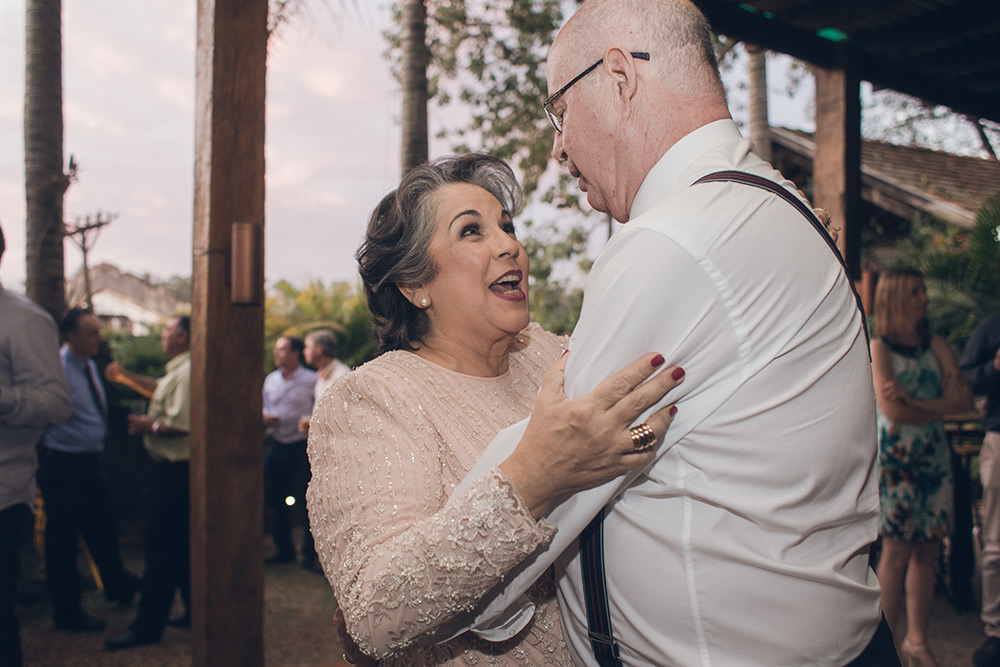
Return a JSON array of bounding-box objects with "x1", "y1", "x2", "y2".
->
[{"x1": 357, "y1": 153, "x2": 522, "y2": 353}]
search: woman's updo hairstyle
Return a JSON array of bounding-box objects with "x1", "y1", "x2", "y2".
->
[{"x1": 357, "y1": 153, "x2": 522, "y2": 353}]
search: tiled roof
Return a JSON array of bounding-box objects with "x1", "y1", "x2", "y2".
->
[{"x1": 771, "y1": 127, "x2": 1000, "y2": 227}]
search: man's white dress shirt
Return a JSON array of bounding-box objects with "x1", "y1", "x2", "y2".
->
[
  {"x1": 313, "y1": 358, "x2": 350, "y2": 403},
  {"x1": 453, "y1": 120, "x2": 881, "y2": 666}
]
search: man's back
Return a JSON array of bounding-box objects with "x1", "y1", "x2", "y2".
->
[
  {"x1": 556, "y1": 121, "x2": 880, "y2": 665},
  {"x1": 0, "y1": 287, "x2": 71, "y2": 510}
]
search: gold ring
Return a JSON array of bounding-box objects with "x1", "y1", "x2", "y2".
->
[{"x1": 629, "y1": 423, "x2": 656, "y2": 451}]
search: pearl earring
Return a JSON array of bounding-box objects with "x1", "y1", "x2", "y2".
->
[{"x1": 419, "y1": 297, "x2": 430, "y2": 308}]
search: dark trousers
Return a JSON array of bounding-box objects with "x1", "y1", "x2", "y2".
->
[
  {"x1": 130, "y1": 460, "x2": 190, "y2": 640},
  {"x1": 264, "y1": 438, "x2": 314, "y2": 561},
  {"x1": 36, "y1": 449, "x2": 133, "y2": 623},
  {"x1": 0, "y1": 503, "x2": 32, "y2": 667}
]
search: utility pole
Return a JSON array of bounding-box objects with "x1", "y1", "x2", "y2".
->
[{"x1": 64, "y1": 211, "x2": 115, "y2": 311}]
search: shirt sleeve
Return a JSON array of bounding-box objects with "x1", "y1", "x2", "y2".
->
[
  {"x1": 960, "y1": 319, "x2": 1000, "y2": 395},
  {"x1": 305, "y1": 371, "x2": 557, "y2": 659},
  {"x1": 159, "y1": 368, "x2": 191, "y2": 433},
  {"x1": 0, "y1": 308, "x2": 72, "y2": 428},
  {"x1": 452, "y1": 227, "x2": 744, "y2": 637}
]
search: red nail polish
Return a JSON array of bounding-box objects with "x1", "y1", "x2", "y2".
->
[
  {"x1": 651, "y1": 354, "x2": 665, "y2": 368},
  {"x1": 671, "y1": 367, "x2": 685, "y2": 381},
  {"x1": 669, "y1": 405, "x2": 678, "y2": 416}
]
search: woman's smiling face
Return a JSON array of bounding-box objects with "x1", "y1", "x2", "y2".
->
[{"x1": 417, "y1": 182, "x2": 530, "y2": 347}]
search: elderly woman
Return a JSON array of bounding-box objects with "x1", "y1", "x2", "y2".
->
[
  {"x1": 871, "y1": 267, "x2": 972, "y2": 667},
  {"x1": 306, "y1": 153, "x2": 683, "y2": 665}
]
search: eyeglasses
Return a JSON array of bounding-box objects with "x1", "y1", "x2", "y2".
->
[{"x1": 543, "y1": 52, "x2": 650, "y2": 133}]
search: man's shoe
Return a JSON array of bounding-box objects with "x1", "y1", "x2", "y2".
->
[
  {"x1": 974, "y1": 636, "x2": 1000, "y2": 667},
  {"x1": 105, "y1": 629, "x2": 159, "y2": 651},
  {"x1": 55, "y1": 613, "x2": 106, "y2": 632},
  {"x1": 265, "y1": 552, "x2": 296, "y2": 565},
  {"x1": 166, "y1": 613, "x2": 191, "y2": 629}
]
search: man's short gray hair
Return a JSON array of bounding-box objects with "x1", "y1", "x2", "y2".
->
[{"x1": 306, "y1": 329, "x2": 339, "y2": 359}]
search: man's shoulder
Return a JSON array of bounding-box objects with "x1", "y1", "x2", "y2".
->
[
  {"x1": 295, "y1": 366, "x2": 317, "y2": 383},
  {"x1": 0, "y1": 288, "x2": 57, "y2": 331},
  {"x1": 977, "y1": 313, "x2": 1000, "y2": 334}
]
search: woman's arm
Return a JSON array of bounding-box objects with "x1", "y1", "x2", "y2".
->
[
  {"x1": 500, "y1": 351, "x2": 683, "y2": 518},
  {"x1": 871, "y1": 338, "x2": 937, "y2": 424},
  {"x1": 909, "y1": 335, "x2": 974, "y2": 416},
  {"x1": 306, "y1": 351, "x2": 683, "y2": 658},
  {"x1": 306, "y1": 371, "x2": 556, "y2": 659},
  {"x1": 871, "y1": 336, "x2": 973, "y2": 424}
]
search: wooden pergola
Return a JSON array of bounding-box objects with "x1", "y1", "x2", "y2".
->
[
  {"x1": 694, "y1": 0, "x2": 1000, "y2": 279},
  {"x1": 189, "y1": 1, "x2": 1000, "y2": 664}
]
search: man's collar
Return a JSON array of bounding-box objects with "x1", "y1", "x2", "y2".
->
[
  {"x1": 630, "y1": 119, "x2": 744, "y2": 219},
  {"x1": 315, "y1": 359, "x2": 335, "y2": 380},
  {"x1": 166, "y1": 349, "x2": 191, "y2": 371}
]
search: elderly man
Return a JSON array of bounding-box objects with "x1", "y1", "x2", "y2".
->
[
  {"x1": 38, "y1": 307, "x2": 139, "y2": 632},
  {"x1": 303, "y1": 329, "x2": 350, "y2": 405},
  {"x1": 455, "y1": 1, "x2": 891, "y2": 665},
  {"x1": 105, "y1": 315, "x2": 192, "y2": 651},
  {"x1": 263, "y1": 336, "x2": 317, "y2": 569},
  {"x1": 0, "y1": 224, "x2": 72, "y2": 667}
]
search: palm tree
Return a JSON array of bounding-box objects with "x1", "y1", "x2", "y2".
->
[
  {"x1": 920, "y1": 191, "x2": 1000, "y2": 348},
  {"x1": 24, "y1": 0, "x2": 70, "y2": 319},
  {"x1": 400, "y1": 0, "x2": 428, "y2": 174}
]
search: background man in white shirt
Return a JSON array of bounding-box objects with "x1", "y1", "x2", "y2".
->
[
  {"x1": 303, "y1": 329, "x2": 350, "y2": 406},
  {"x1": 456, "y1": 1, "x2": 893, "y2": 665}
]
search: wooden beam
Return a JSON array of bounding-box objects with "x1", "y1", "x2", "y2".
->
[
  {"x1": 190, "y1": 0, "x2": 268, "y2": 665},
  {"x1": 813, "y1": 48, "x2": 862, "y2": 279}
]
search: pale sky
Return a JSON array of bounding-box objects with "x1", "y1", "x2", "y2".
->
[
  {"x1": 0, "y1": 0, "x2": 418, "y2": 291},
  {"x1": 0, "y1": 0, "x2": 815, "y2": 294}
]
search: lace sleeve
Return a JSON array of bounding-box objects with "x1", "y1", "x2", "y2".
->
[{"x1": 306, "y1": 369, "x2": 556, "y2": 659}]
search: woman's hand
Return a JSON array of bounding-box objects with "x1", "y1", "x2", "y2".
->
[
  {"x1": 882, "y1": 378, "x2": 911, "y2": 404},
  {"x1": 500, "y1": 352, "x2": 683, "y2": 518}
]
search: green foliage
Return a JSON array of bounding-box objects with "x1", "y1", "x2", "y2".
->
[
  {"x1": 889, "y1": 191, "x2": 1000, "y2": 348},
  {"x1": 522, "y1": 217, "x2": 593, "y2": 334},
  {"x1": 103, "y1": 328, "x2": 167, "y2": 379},
  {"x1": 101, "y1": 327, "x2": 167, "y2": 410},
  {"x1": 388, "y1": 0, "x2": 565, "y2": 199},
  {"x1": 264, "y1": 279, "x2": 376, "y2": 370}
]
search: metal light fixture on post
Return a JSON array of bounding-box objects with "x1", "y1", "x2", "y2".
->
[{"x1": 231, "y1": 222, "x2": 263, "y2": 306}]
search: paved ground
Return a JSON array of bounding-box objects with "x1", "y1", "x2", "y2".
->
[
  {"x1": 15, "y1": 534, "x2": 988, "y2": 666},
  {"x1": 17, "y1": 532, "x2": 344, "y2": 667}
]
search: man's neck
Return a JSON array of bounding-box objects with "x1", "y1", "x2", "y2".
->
[
  {"x1": 280, "y1": 363, "x2": 299, "y2": 379},
  {"x1": 315, "y1": 358, "x2": 335, "y2": 378}
]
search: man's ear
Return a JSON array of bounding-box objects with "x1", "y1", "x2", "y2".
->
[{"x1": 604, "y1": 47, "x2": 640, "y2": 105}]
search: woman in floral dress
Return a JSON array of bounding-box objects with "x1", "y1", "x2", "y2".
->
[{"x1": 872, "y1": 268, "x2": 972, "y2": 667}]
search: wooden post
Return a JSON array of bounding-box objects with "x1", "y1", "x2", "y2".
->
[
  {"x1": 814, "y1": 48, "x2": 862, "y2": 279},
  {"x1": 191, "y1": 0, "x2": 267, "y2": 665}
]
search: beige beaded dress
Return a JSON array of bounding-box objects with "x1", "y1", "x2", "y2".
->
[{"x1": 306, "y1": 323, "x2": 571, "y2": 666}]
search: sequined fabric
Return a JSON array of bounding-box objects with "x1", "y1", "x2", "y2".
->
[{"x1": 307, "y1": 323, "x2": 571, "y2": 665}]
